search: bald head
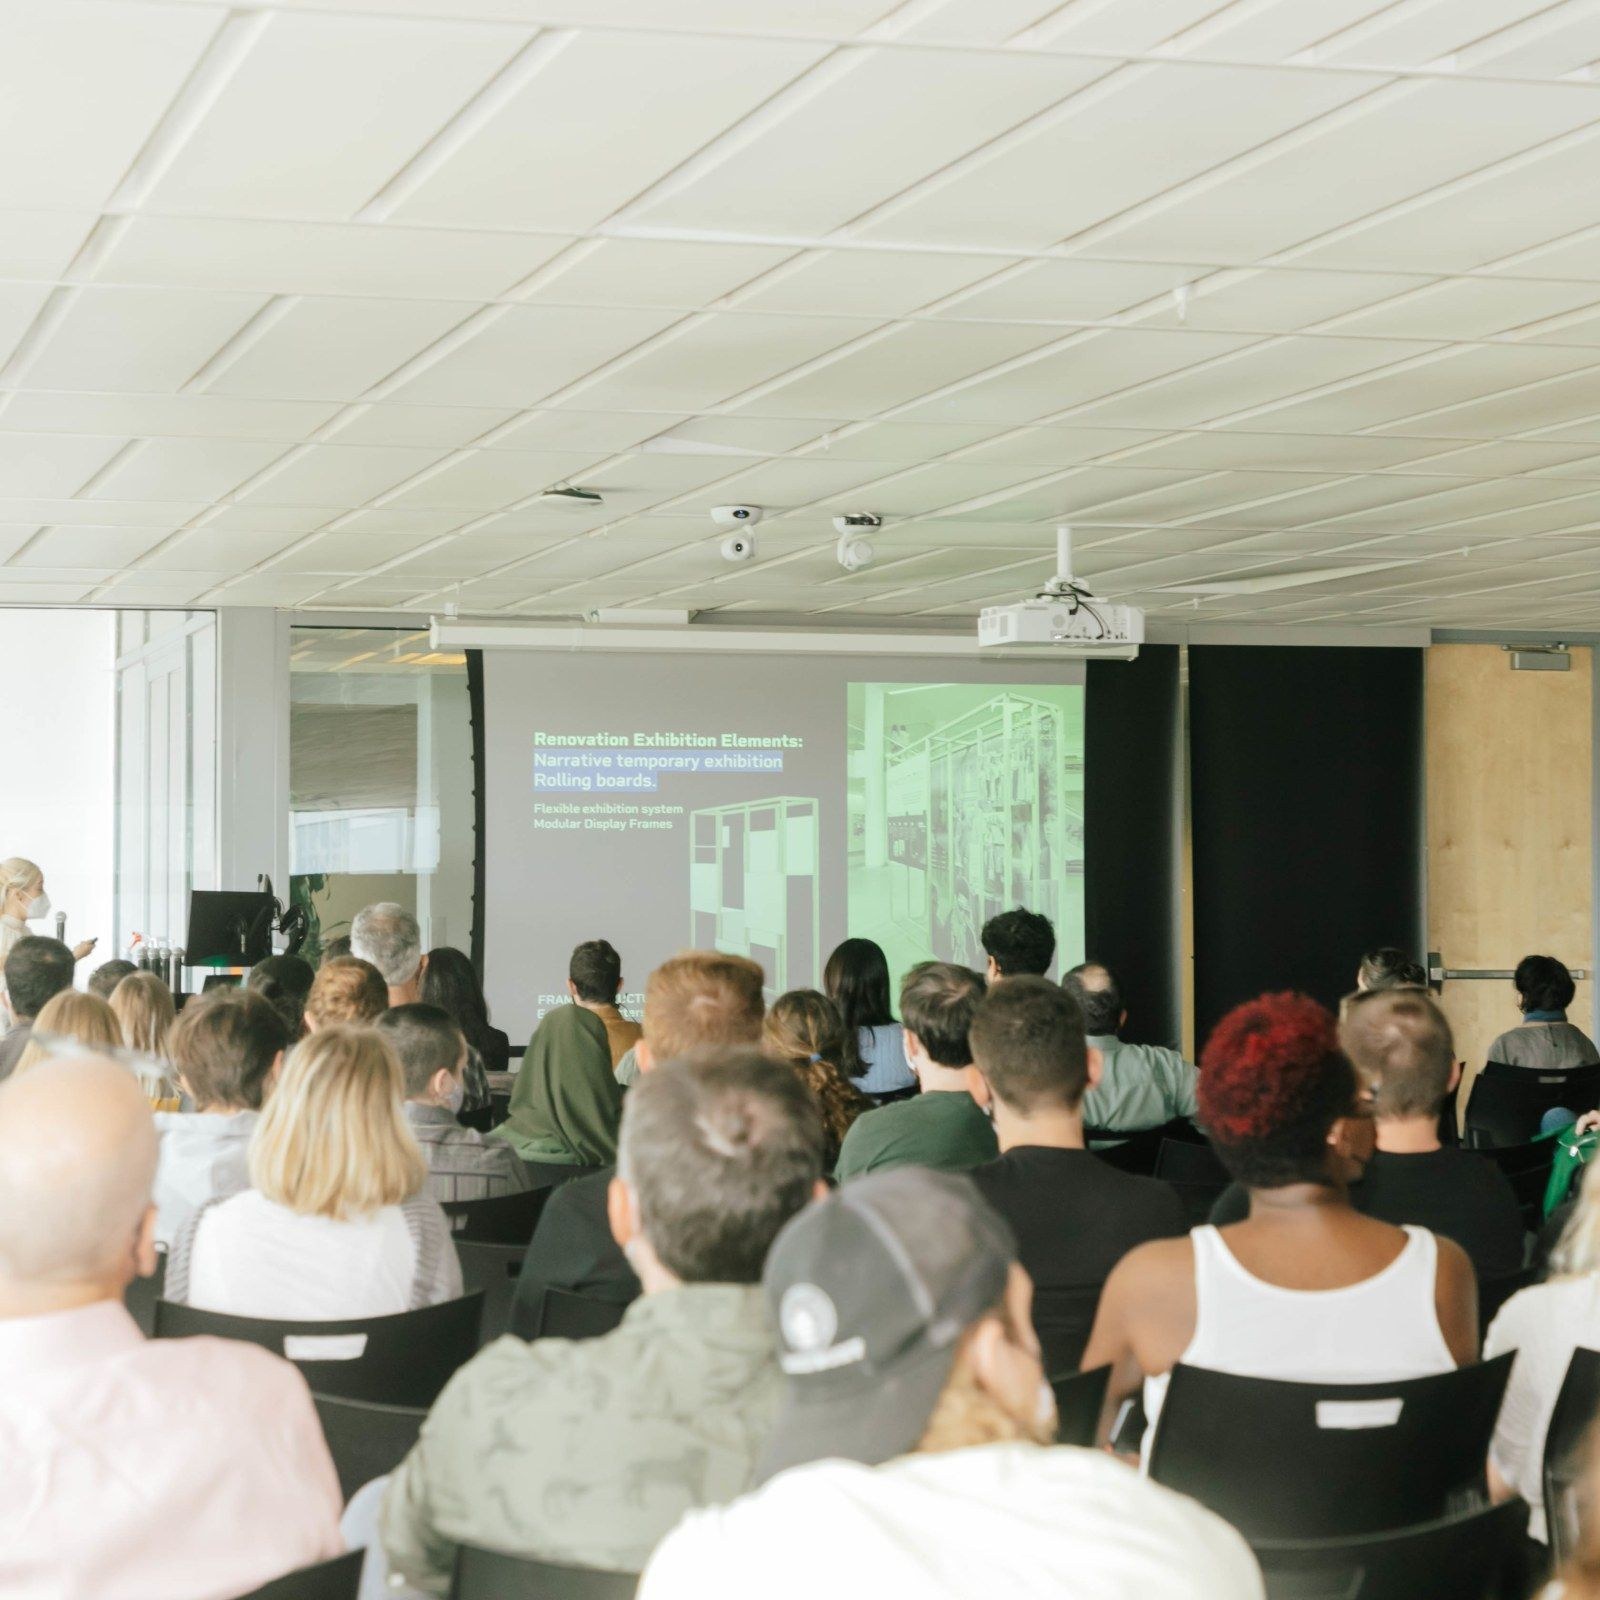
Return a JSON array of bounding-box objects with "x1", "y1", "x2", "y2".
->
[
  {"x1": 0, "y1": 1055, "x2": 158, "y2": 1299},
  {"x1": 1062, "y1": 962, "x2": 1123, "y2": 1037}
]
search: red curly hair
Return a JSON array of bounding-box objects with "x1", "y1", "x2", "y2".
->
[{"x1": 1199, "y1": 992, "x2": 1356, "y2": 1188}]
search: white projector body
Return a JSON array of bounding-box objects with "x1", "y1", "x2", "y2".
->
[{"x1": 978, "y1": 595, "x2": 1144, "y2": 659}]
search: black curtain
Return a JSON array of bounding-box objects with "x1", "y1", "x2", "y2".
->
[
  {"x1": 467, "y1": 649, "x2": 487, "y2": 980},
  {"x1": 1084, "y1": 646, "x2": 1182, "y2": 1049},
  {"x1": 1188, "y1": 645, "x2": 1423, "y2": 1047}
]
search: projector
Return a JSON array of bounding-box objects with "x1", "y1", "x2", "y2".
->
[{"x1": 977, "y1": 526, "x2": 1143, "y2": 659}]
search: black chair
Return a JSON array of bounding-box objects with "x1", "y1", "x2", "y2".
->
[
  {"x1": 1031, "y1": 1283, "x2": 1106, "y2": 1378},
  {"x1": 1090, "y1": 1119, "x2": 1203, "y2": 1177},
  {"x1": 533, "y1": 1287, "x2": 627, "y2": 1341},
  {"x1": 1253, "y1": 1499, "x2": 1528, "y2": 1600},
  {"x1": 312, "y1": 1392, "x2": 427, "y2": 1503},
  {"x1": 443, "y1": 1187, "x2": 552, "y2": 1244},
  {"x1": 1050, "y1": 1364, "x2": 1110, "y2": 1448},
  {"x1": 154, "y1": 1293, "x2": 485, "y2": 1406},
  {"x1": 1153, "y1": 1138, "x2": 1231, "y2": 1226},
  {"x1": 457, "y1": 1106, "x2": 496, "y2": 1134},
  {"x1": 1147, "y1": 1355, "x2": 1515, "y2": 1540},
  {"x1": 451, "y1": 1544, "x2": 637, "y2": 1599},
  {"x1": 1478, "y1": 1137, "x2": 1560, "y2": 1229},
  {"x1": 230, "y1": 1549, "x2": 364, "y2": 1600},
  {"x1": 1464, "y1": 1061, "x2": 1600, "y2": 1149},
  {"x1": 1544, "y1": 1346, "x2": 1600, "y2": 1565},
  {"x1": 124, "y1": 1249, "x2": 167, "y2": 1336},
  {"x1": 457, "y1": 1240, "x2": 523, "y2": 1344}
]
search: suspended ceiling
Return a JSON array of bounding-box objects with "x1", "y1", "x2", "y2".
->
[{"x1": 6, "y1": 0, "x2": 1600, "y2": 629}]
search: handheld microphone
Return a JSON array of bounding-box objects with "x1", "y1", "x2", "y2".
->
[{"x1": 53, "y1": 911, "x2": 66, "y2": 945}]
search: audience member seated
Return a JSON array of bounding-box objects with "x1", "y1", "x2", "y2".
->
[
  {"x1": 1211, "y1": 988, "x2": 1524, "y2": 1285},
  {"x1": 352, "y1": 902, "x2": 428, "y2": 1008},
  {"x1": 377, "y1": 1003, "x2": 531, "y2": 1203},
  {"x1": 639, "y1": 1168, "x2": 1262, "y2": 1600},
  {"x1": 969, "y1": 977, "x2": 1185, "y2": 1374},
  {"x1": 1357, "y1": 945, "x2": 1429, "y2": 992},
  {"x1": 154, "y1": 989, "x2": 291, "y2": 1247},
  {"x1": 305, "y1": 955, "x2": 387, "y2": 1031},
  {"x1": 1489, "y1": 953, "x2": 1600, "y2": 1072},
  {"x1": 320, "y1": 934, "x2": 352, "y2": 964},
  {"x1": 87, "y1": 957, "x2": 136, "y2": 1000},
  {"x1": 763, "y1": 988, "x2": 869, "y2": 1169},
  {"x1": 510, "y1": 951, "x2": 766, "y2": 1336},
  {"x1": 420, "y1": 946, "x2": 501, "y2": 1108},
  {"x1": 569, "y1": 938, "x2": 642, "y2": 1070},
  {"x1": 14, "y1": 988, "x2": 121, "y2": 1075},
  {"x1": 382, "y1": 1050, "x2": 826, "y2": 1588},
  {"x1": 1485, "y1": 1159, "x2": 1600, "y2": 1548},
  {"x1": 0, "y1": 935, "x2": 72, "y2": 1078},
  {"x1": 1083, "y1": 992, "x2": 1476, "y2": 1453},
  {"x1": 109, "y1": 970, "x2": 181, "y2": 1108},
  {"x1": 825, "y1": 937, "x2": 915, "y2": 1097},
  {"x1": 166, "y1": 1026, "x2": 461, "y2": 1319},
  {"x1": 835, "y1": 962, "x2": 995, "y2": 1181},
  {"x1": 248, "y1": 953, "x2": 316, "y2": 1041},
  {"x1": 0, "y1": 1051, "x2": 342, "y2": 1599},
  {"x1": 1063, "y1": 961, "x2": 1198, "y2": 1135},
  {"x1": 980, "y1": 905, "x2": 1057, "y2": 981},
  {"x1": 492, "y1": 986, "x2": 623, "y2": 1180}
]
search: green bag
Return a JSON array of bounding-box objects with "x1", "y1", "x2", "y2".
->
[{"x1": 1544, "y1": 1123, "x2": 1599, "y2": 1219}]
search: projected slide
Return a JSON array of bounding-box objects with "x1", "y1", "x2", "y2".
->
[
  {"x1": 480, "y1": 651, "x2": 1085, "y2": 1041},
  {"x1": 848, "y1": 684, "x2": 1084, "y2": 983}
]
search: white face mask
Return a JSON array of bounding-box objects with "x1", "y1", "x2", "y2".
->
[
  {"x1": 444, "y1": 1075, "x2": 466, "y2": 1115},
  {"x1": 22, "y1": 891, "x2": 48, "y2": 921}
]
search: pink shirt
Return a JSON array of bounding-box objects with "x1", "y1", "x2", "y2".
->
[{"x1": 0, "y1": 1299, "x2": 345, "y2": 1599}]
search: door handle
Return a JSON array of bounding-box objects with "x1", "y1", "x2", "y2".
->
[{"x1": 1427, "y1": 952, "x2": 1589, "y2": 984}]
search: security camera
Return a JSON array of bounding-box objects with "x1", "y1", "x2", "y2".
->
[
  {"x1": 720, "y1": 533, "x2": 757, "y2": 563},
  {"x1": 712, "y1": 505, "x2": 763, "y2": 528},
  {"x1": 835, "y1": 534, "x2": 875, "y2": 572},
  {"x1": 832, "y1": 513, "x2": 882, "y2": 535}
]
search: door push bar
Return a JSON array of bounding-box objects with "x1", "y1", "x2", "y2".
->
[{"x1": 1427, "y1": 951, "x2": 1590, "y2": 984}]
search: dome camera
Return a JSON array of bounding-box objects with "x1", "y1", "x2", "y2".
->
[
  {"x1": 835, "y1": 534, "x2": 875, "y2": 572},
  {"x1": 712, "y1": 505, "x2": 764, "y2": 528},
  {"x1": 720, "y1": 533, "x2": 757, "y2": 563}
]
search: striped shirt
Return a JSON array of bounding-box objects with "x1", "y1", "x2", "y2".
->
[{"x1": 405, "y1": 1102, "x2": 534, "y2": 1204}]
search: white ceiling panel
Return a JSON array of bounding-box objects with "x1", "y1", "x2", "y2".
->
[
  {"x1": 146, "y1": 11, "x2": 527, "y2": 218},
  {"x1": 521, "y1": 239, "x2": 792, "y2": 308},
  {"x1": 201, "y1": 298, "x2": 480, "y2": 402},
  {"x1": 86, "y1": 438, "x2": 289, "y2": 502},
  {"x1": 322, "y1": 405, "x2": 517, "y2": 450},
  {"x1": 0, "y1": 211, "x2": 98, "y2": 280},
  {"x1": 733, "y1": 249, "x2": 1012, "y2": 317},
  {"x1": 390, "y1": 32, "x2": 829, "y2": 231},
  {"x1": 12, "y1": 524, "x2": 171, "y2": 567},
  {"x1": 0, "y1": 392, "x2": 342, "y2": 441},
  {"x1": 0, "y1": 433, "x2": 130, "y2": 497},
  {"x1": 236, "y1": 445, "x2": 455, "y2": 507}
]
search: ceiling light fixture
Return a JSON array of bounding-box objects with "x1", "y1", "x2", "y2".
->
[{"x1": 538, "y1": 486, "x2": 604, "y2": 508}]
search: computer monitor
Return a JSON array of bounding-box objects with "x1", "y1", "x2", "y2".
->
[{"x1": 184, "y1": 890, "x2": 276, "y2": 968}]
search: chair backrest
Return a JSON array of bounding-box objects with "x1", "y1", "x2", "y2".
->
[
  {"x1": 1153, "y1": 1138, "x2": 1231, "y2": 1226},
  {"x1": 1147, "y1": 1354, "x2": 1515, "y2": 1539},
  {"x1": 312, "y1": 1392, "x2": 427, "y2": 1504},
  {"x1": 450, "y1": 1544, "x2": 638, "y2": 1600},
  {"x1": 1089, "y1": 1120, "x2": 1204, "y2": 1176},
  {"x1": 124, "y1": 1249, "x2": 167, "y2": 1337},
  {"x1": 1050, "y1": 1364, "x2": 1110, "y2": 1448},
  {"x1": 455, "y1": 1241, "x2": 523, "y2": 1345},
  {"x1": 1252, "y1": 1499, "x2": 1528, "y2": 1600},
  {"x1": 442, "y1": 1186, "x2": 552, "y2": 1244},
  {"x1": 1478, "y1": 1266, "x2": 1535, "y2": 1330},
  {"x1": 1544, "y1": 1347, "x2": 1600, "y2": 1566},
  {"x1": 1465, "y1": 1061, "x2": 1600, "y2": 1149},
  {"x1": 153, "y1": 1293, "x2": 484, "y2": 1406},
  {"x1": 229, "y1": 1549, "x2": 364, "y2": 1600},
  {"x1": 1030, "y1": 1283, "x2": 1107, "y2": 1378},
  {"x1": 534, "y1": 1287, "x2": 627, "y2": 1342}
]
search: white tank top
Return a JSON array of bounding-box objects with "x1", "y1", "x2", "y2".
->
[{"x1": 1142, "y1": 1224, "x2": 1456, "y2": 1460}]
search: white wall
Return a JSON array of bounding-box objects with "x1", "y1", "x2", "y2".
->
[{"x1": 0, "y1": 610, "x2": 115, "y2": 970}]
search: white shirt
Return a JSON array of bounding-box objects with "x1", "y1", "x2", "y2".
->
[
  {"x1": 640, "y1": 1442, "x2": 1263, "y2": 1600},
  {"x1": 187, "y1": 1190, "x2": 426, "y2": 1320},
  {"x1": 0, "y1": 1300, "x2": 343, "y2": 1600},
  {"x1": 1144, "y1": 1225, "x2": 1455, "y2": 1453},
  {"x1": 1485, "y1": 1274, "x2": 1600, "y2": 1542}
]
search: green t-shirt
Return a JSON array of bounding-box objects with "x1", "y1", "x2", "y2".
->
[{"x1": 835, "y1": 1091, "x2": 998, "y2": 1183}]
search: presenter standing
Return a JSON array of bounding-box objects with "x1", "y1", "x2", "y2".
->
[{"x1": 0, "y1": 857, "x2": 96, "y2": 965}]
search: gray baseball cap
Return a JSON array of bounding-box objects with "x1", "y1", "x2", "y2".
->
[{"x1": 756, "y1": 1166, "x2": 1017, "y2": 1483}]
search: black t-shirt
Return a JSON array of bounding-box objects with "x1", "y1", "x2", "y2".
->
[
  {"x1": 969, "y1": 1146, "x2": 1187, "y2": 1376},
  {"x1": 1209, "y1": 1147, "x2": 1526, "y2": 1283},
  {"x1": 509, "y1": 1165, "x2": 640, "y2": 1339}
]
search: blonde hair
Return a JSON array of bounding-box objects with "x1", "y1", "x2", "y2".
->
[
  {"x1": 249, "y1": 1025, "x2": 426, "y2": 1220},
  {"x1": 645, "y1": 951, "x2": 765, "y2": 1061},
  {"x1": 0, "y1": 857, "x2": 41, "y2": 905},
  {"x1": 109, "y1": 971, "x2": 175, "y2": 1059},
  {"x1": 1551, "y1": 1158, "x2": 1600, "y2": 1279},
  {"x1": 15, "y1": 990, "x2": 122, "y2": 1075},
  {"x1": 917, "y1": 1314, "x2": 1054, "y2": 1455},
  {"x1": 1554, "y1": 1422, "x2": 1600, "y2": 1599},
  {"x1": 305, "y1": 957, "x2": 388, "y2": 1030}
]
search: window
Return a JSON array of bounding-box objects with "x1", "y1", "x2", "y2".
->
[{"x1": 289, "y1": 627, "x2": 474, "y2": 963}]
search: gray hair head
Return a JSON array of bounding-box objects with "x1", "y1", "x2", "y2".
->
[{"x1": 350, "y1": 903, "x2": 423, "y2": 987}]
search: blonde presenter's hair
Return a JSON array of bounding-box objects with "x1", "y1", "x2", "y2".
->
[{"x1": 250, "y1": 1025, "x2": 425, "y2": 1220}]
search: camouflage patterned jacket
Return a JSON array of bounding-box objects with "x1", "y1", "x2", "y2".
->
[{"x1": 380, "y1": 1284, "x2": 782, "y2": 1591}]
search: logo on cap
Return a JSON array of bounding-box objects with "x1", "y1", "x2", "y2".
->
[{"x1": 779, "y1": 1283, "x2": 838, "y2": 1354}]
